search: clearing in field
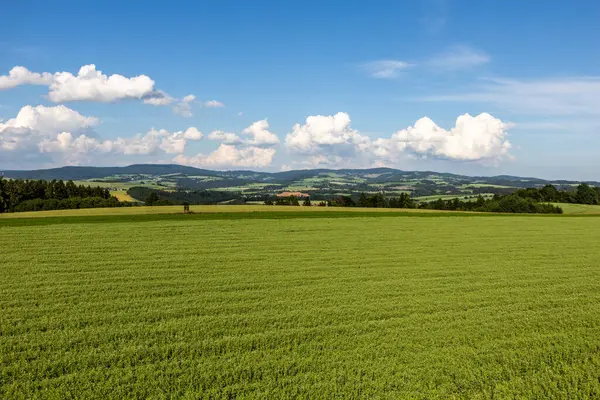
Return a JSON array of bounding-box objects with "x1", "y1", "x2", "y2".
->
[{"x1": 2, "y1": 209, "x2": 600, "y2": 398}]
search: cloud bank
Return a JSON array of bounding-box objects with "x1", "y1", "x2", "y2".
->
[
  {"x1": 1, "y1": 103, "x2": 511, "y2": 169},
  {"x1": 285, "y1": 112, "x2": 511, "y2": 167}
]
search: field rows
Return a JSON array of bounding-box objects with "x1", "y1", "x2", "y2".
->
[{"x1": 2, "y1": 216, "x2": 600, "y2": 398}]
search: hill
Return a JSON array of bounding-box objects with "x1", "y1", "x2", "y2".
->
[{"x1": 2, "y1": 164, "x2": 598, "y2": 201}]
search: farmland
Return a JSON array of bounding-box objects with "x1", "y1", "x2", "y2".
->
[
  {"x1": 2, "y1": 209, "x2": 600, "y2": 398},
  {"x1": 5, "y1": 164, "x2": 600, "y2": 203}
]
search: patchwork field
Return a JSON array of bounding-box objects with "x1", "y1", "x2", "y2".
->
[{"x1": 2, "y1": 211, "x2": 600, "y2": 398}]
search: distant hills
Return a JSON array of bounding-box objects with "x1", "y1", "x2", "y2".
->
[{"x1": 1, "y1": 164, "x2": 597, "y2": 200}]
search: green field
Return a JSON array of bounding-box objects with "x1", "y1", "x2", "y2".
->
[
  {"x1": 2, "y1": 210, "x2": 600, "y2": 398},
  {"x1": 551, "y1": 203, "x2": 600, "y2": 215}
]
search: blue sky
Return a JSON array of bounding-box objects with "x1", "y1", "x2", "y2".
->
[{"x1": 0, "y1": 0, "x2": 599, "y2": 179}]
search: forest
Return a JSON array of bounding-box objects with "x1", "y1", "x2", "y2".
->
[{"x1": 0, "y1": 178, "x2": 124, "y2": 213}]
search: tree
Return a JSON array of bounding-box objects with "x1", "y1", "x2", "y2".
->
[
  {"x1": 358, "y1": 193, "x2": 369, "y2": 207},
  {"x1": 303, "y1": 197, "x2": 311, "y2": 206},
  {"x1": 575, "y1": 183, "x2": 598, "y2": 205},
  {"x1": 288, "y1": 195, "x2": 300, "y2": 206},
  {"x1": 0, "y1": 177, "x2": 7, "y2": 213},
  {"x1": 264, "y1": 199, "x2": 273, "y2": 205},
  {"x1": 145, "y1": 192, "x2": 160, "y2": 206},
  {"x1": 539, "y1": 184, "x2": 559, "y2": 202}
]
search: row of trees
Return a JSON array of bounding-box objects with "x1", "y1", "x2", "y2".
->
[
  {"x1": 129, "y1": 187, "x2": 239, "y2": 205},
  {"x1": 324, "y1": 192, "x2": 563, "y2": 214},
  {"x1": 0, "y1": 177, "x2": 119, "y2": 213},
  {"x1": 513, "y1": 184, "x2": 599, "y2": 205},
  {"x1": 265, "y1": 196, "x2": 311, "y2": 206},
  {"x1": 12, "y1": 197, "x2": 127, "y2": 212},
  {"x1": 418, "y1": 195, "x2": 562, "y2": 214}
]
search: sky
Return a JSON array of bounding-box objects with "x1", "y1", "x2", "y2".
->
[{"x1": 0, "y1": 0, "x2": 599, "y2": 180}]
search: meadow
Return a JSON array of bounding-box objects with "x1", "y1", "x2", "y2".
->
[{"x1": 2, "y1": 209, "x2": 600, "y2": 398}]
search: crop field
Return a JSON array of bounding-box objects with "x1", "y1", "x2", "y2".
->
[
  {"x1": 2, "y1": 211, "x2": 600, "y2": 398},
  {"x1": 109, "y1": 191, "x2": 139, "y2": 203}
]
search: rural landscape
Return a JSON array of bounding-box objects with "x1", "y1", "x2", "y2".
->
[
  {"x1": 2, "y1": 165, "x2": 600, "y2": 398},
  {"x1": 2, "y1": 0, "x2": 600, "y2": 398}
]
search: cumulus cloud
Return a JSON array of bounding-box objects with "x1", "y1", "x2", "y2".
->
[
  {"x1": 174, "y1": 144, "x2": 276, "y2": 168},
  {"x1": 374, "y1": 113, "x2": 511, "y2": 162},
  {"x1": 363, "y1": 60, "x2": 411, "y2": 79},
  {"x1": 285, "y1": 111, "x2": 511, "y2": 166},
  {"x1": 242, "y1": 120, "x2": 279, "y2": 146},
  {"x1": 0, "y1": 66, "x2": 53, "y2": 89},
  {"x1": 208, "y1": 130, "x2": 242, "y2": 144},
  {"x1": 0, "y1": 104, "x2": 99, "y2": 134},
  {"x1": 285, "y1": 112, "x2": 370, "y2": 162},
  {"x1": 48, "y1": 64, "x2": 155, "y2": 102},
  {"x1": 0, "y1": 105, "x2": 99, "y2": 154},
  {"x1": 207, "y1": 120, "x2": 279, "y2": 147},
  {"x1": 0, "y1": 64, "x2": 155, "y2": 102},
  {"x1": 185, "y1": 120, "x2": 279, "y2": 168},
  {"x1": 0, "y1": 104, "x2": 204, "y2": 167}
]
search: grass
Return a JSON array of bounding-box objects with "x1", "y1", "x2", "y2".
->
[
  {"x1": 0, "y1": 205, "x2": 453, "y2": 220},
  {"x1": 550, "y1": 203, "x2": 600, "y2": 215},
  {"x1": 2, "y1": 212, "x2": 600, "y2": 398}
]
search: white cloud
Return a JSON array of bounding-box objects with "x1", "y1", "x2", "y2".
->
[
  {"x1": 144, "y1": 92, "x2": 203, "y2": 118},
  {"x1": 182, "y1": 94, "x2": 196, "y2": 103},
  {"x1": 38, "y1": 132, "x2": 112, "y2": 154},
  {"x1": 193, "y1": 120, "x2": 279, "y2": 168},
  {"x1": 182, "y1": 127, "x2": 203, "y2": 140},
  {"x1": 285, "y1": 111, "x2": 511, "y2": 166},
  {"x1": 363, "y1": 60, "x2": 411, "y2": 79},
  {"x1": 203, "y1": 100, "x2": 225, "y2": 108},
  {"x1": 174, "y1": 144, "x2": 276, "y2": 168},
  {"x1": 49, "y1": 64, "x2": 155, "y2": 102},
  {"x1": 37, "y1": 127, "x2": 203, "y2": 157},
  {"x1": 207, "y1": 120, "x2": 279, "y2": 146},
  {"x1": 421, "y1": 76, "x2": 600, "y2": 116},
  {"x1": 242, "y1": 119, "x2": 279, "y2": 146},
  {"x1": 172, "y1": 94, "x2": 197, "y2": 117},
  {"x1": 143, "y1": 90, "x2": 176, "y2": 106},
  {"x1": 208, "y1": 130, "x2": 242, "y2": 144},
  {"x1": 426, "y1": 46, "x2": 490, "y2": 70},
  {"x1": 0, "y1": 66, "x2": 53, "y2": 89},
  {"x1": 0, "y1": 104, "x2": 99, "y2": 134},
  {"x1": 0, "y1": 64, "x2": 155, "y2": 102},
  {"x1": 0, "y1": 104, "x2": 204, "y2": 167},
  {"x1": 374, "y1": 113, "x2": 511, "y2": 162},
  {"x1": 285, "y1": 112, "x2": 370, "y2": 161}
]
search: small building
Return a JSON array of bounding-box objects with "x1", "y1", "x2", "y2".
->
[{"x1": 276, "y1": 191, "x2": 309, "y2": 198}]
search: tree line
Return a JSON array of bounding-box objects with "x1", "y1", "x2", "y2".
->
[
  {"x1": 322, "y1": 192, "x2": 563, "y2": 214},
  {"x1": 0, "y1": 177, "x2": 125, "y2": 213},
  {"x1": 512, "y1": 184, "x2": 599, "y2": 205},
  {"x1": 129, "y1": 187, "x2": 240, "y2": 206}
]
